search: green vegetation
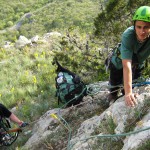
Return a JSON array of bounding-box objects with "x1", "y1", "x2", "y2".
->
[
  {"x1": 0, "y1": 0, "x2": 50, "y2": 29},
  {"x1": 0, "y1": 0, "x2": 150, "y2": 149},
  {"x1": 53, "y1": 28, "x2": 109, "y2": 83},
  {"x1": 92, "y1": 137, "x2": 123, "y2": 150},
  {"x1": 92, "y1": 116, "x2": 123, "y2": 150},
  {"x1": 94, "y1": 116, "x2": 117, "y2": 134},
  {"x1": 0, "y1": 0, "x2": 100, "y2": 43},
  {"x1": 0, "y1": 45, "x2": 57, "y2": 149},
  {"x1": 0, "y1": 46, "x2": 56, "y2": 110},
  {"x1": 136, "y1": 140, "x2": 150, "y2": 150},
  {"x1": 94, "y1": 0, "x2": 150, "y2": 47},
  {"x1": 125, "y1": 99, "x2": 150, "y2": 133}
]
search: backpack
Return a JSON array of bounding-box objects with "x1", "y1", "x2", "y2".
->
[{"x1": 54, "y1": 61, "x2": 87, "y2": 107}]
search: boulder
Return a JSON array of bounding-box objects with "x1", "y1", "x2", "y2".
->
[{"x1": 15, "y1": 35, "x2": 32, "y2": 49}]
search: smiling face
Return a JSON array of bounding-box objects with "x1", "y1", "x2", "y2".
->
[{"x1": 135, "y1": 21, "x2": 150, "y2": 42}]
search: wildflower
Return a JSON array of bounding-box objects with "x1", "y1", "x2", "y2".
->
[
  {"x1": 38, "y1": 64, "x2": 41, "y2": 68},
  {"x1": 136, "y1": 121, "x2": 144, "y2": 127},
  {"x1": 50, "y1": 113, "x2": 58, "y2": 119},
  {"x1": 11, "y1": 87, "x2": 15, "y2": 92},
  {"x1": 44, "y1": 64, "x2": 47, "y2": 67},
  {"x1": 34, "y1": 53, "x2": 38, "y2": 58},
  {"x1": 25, "y1": 71, "x2": 29, "y2": 76},
  {"x1": 33, "y1": 76, "x2": 37, "y2": 84}
]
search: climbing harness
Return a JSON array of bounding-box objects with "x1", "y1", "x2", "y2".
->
[{"x1": 105, "y1": 43, "x2": 121, "y2": 72}]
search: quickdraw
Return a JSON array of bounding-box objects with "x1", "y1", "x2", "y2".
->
[{"x1": 105, "y1": 43, "x2": 121, "y2": 72}]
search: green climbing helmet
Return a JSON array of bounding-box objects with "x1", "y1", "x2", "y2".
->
[{"x1": 133, "y1": 6, "x2": 150, "y2": 22}]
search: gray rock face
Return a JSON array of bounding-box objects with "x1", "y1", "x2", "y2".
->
[
  {"x1": 23, "y1": 82, "x2": 150, "y2": 150},
  {"x1": 15, "y1": 35, "x2": 32, "y2": 48}
]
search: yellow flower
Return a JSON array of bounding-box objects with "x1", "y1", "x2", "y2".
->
[
  {"x1": 44, "y1": 64, "x2": 47, "y2": 67},
  {"x1": 42, "y1": 52, "x2": 45, "y2": 55},
  {"x1": 25, "y1": 71, "x2": 29, "y2": 76},
  {"x1": 41, "y1": 54, "x2": 44, "y2": 58},
  {"x1": 50, "y1": 113, "x2": 58, "y2": 119},
  {"x1": 136, "y1": 121, "x2": 144, "y2": 127},
  {"x1": 38, "y1": 64, "x2": 41, "y2": 68},
  {"x1": 33, "y1": 76, "x2": 37, "y2": 84},
  {"x1": 11, "y1": 87, "x2": 15, "y2": 92},
  {"x1": 16, "y1": 105, "x2": 18, "y2": 110},
  {"x1": 34, "y1": 53, "x2": 38, "y2": 58}
]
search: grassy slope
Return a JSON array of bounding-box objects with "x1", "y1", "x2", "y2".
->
[
  {"x1": 0, "y1": 0, "x2": 101, "y2": 149},
  {"x1": 0, "y1": 0, "x2": 101, "y2": 107},
  {"x1": 0, "y1": 0, "x2": 100, "y2": 42}
]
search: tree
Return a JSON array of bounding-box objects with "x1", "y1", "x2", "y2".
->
[
  {"x1": 6, "y1": 21, "x2": 14, "y2": 27},
  {"x1": 94, "y1": 0, "x2": 150, "y2": 47}
]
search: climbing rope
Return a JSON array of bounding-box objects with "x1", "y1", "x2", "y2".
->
[
  {"x1": 70, "y1": 126, "x2": 150, "y2": 149},
  {"x1": 50, "y1": 78, "x2": 150, "y2": 150}
]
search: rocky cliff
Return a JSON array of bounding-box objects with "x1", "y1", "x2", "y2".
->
[{"x1": 23, "y1": 81, "x2": 150, "y2": 150}]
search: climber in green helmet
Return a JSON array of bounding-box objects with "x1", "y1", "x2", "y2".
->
[{"x1": 107, "y1": 6, "x2": 150, "y2": 107}]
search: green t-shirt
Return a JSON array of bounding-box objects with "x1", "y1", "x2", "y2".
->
[{"x1": 111, "y1": 26, "x2": 150, "y2": 69}]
